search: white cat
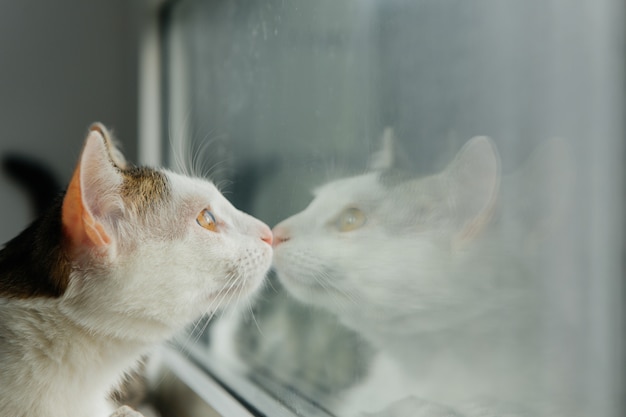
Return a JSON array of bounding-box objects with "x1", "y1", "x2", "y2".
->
[
  {"x1": 272, "y1": 135, "x2": 569, "y2": 416},
  {"x1": 0, "y1": 124, "x2": 273, "y2": 417}
]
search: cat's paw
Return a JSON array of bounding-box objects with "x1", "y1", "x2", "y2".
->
[
  {"x1": 361, "y1": 396, "x2": 461, "y2": 417},
  {"x1": 109, "y1": 405, "x2": 145, "y2": 417}
]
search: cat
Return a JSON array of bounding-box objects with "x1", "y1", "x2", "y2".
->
[
  {"x1": 271, "y1": 133, "x2": 571, "y2": 416},
  {"x1": 0, "y1": 123, "x2": 273, "y2": 417},
  {"x1": 2, "y1": 148, "x2": 155, "y2": 414}
]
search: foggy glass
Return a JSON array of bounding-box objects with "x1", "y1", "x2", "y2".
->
[{"x1": 163, "y1": 1, "x2": 624, "y2": 416}]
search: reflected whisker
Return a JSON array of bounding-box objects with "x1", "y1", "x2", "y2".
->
[{"x1": 315, "y1": 270, "x2": 361, "y2": 308}]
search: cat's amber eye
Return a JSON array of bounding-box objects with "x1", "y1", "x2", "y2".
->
[
  {"x1": 197, "y1": 209, "x2": 218, "y2": 232},
  {"x1": 336, "y1": 207, "x2": 366, "y2": 232}
]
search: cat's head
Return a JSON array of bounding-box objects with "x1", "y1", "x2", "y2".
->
[
  {"x1": 272, "y1": 135, "x2": 502, "y2": 334},
  {"x1": 55, "y1": 125, "x2": 272, "y2": 340}
]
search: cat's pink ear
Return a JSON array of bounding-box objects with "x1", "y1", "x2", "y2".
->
[
  {"x1": 445, "y1": 136, "x2": 500, "y2": 245},
  {"x1": 62, "y1": 128, "x2": 122, "y2": 252}
]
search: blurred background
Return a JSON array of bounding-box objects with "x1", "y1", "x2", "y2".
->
[{"x1": 0, "y1": 0, "x2": 139, "y2": 241}]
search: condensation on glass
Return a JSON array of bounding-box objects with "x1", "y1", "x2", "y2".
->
[{"x1": 163, "y1": 1, "x2": 624, "y2": 416}]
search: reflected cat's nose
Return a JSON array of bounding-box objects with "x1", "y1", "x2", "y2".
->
[{"x1": 272, "y1": 225, "x2": 290, "y2": 247}]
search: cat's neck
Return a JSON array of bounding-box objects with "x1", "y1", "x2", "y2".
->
[
  {"x1": 0, "y1": 298, "x2": 150, "y2": 417},
  {"x1": 353, "y1": 294, "x2": 536, "y2": 347},
  {"x1": 343, "y1": 244, "x2": 536, "y2": 345},
  {"x1": 351, "y1": 299, "x2": 544, "y2": 406}
]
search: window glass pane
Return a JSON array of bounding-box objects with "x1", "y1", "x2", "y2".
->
[{"x1": 163, "y1": 1, "x2": 624, "y2": 416}]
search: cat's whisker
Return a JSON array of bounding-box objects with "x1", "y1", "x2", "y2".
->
[
  {"x1": 323, "y1": 271, "x2": 362, "y2": 305},
  {"x1": 203, "y1": 159, "x2": 229, "y2": 183},
  {"x1": 315, "y1": 270, "x2": 361, "y2": 309},
  {"x1": 238, "y1": 282, "x2": 265, "y2": 337},
  {"x1": 212, "y1": 270, "x2": 244, "y2": 314},
  {"x1": 232, "y1": 279, "x2": 247, "y2": 316},
  {"x1": 309, "y1": 272, "x2": 350, "y2": 313},
  {"x1": 246, "y1": 299, "x2": 264, "y2": 337},
  {"x1": 334, "y1": 286, "x2": 361, "y2": 307},
  {"x1": 191, "y1": 134, "x2": 213, "y2": 178},
  {"x1": 168, "y1": 110, "x2": 193, "y2": 176},
  {"x1": 184, "y1": 121, "x2": 207, "y2": 177},
  {"x1": 197, "y1": 133, "x2": 228, "y2": 179},
  {"x1": 182, "y1": 270, "x2": 239, "y2": 349},
  {"x1": 215, "y1": 178, "x2": 234, "y2": 193},
  {"x1": 180, "y1": 277, "x2": 245, "y2": 356},
  {"x1": 179, "y1": 318, "x2": 209, "y2": 352},
  {"x1": 232, "y1": 278, "x2": 264, "y2": 338},
  {"x1": 186, "y1": 275, "x2": 245, "y2": 349},
  {"x1": 183, "y1": 294, "x2": 229, "y2": 350},
  {"x1": 183, "y1": 130, "x2": 232, "y2": 181},
  {"x1": 266, "y1": 276, "x2": 280, "y2": 294},
  {"x1": 204, "y1": 270, "x2": 239, "y2": 311},
  {"x1": 186, "y1": 287, "x2": 225, "y2": 341}
]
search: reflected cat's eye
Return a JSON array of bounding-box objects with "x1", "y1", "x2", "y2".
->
[
  {"x1": 336, "y1": 207, "x2": 366, "y2": 232},
  {"x1": 197, "y1": 209, "x2": 218, "y2": 232}
]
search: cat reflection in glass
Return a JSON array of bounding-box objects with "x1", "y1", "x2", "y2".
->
[{"x1": 272, "y1": 130, "x2": 569, "y2": 417}]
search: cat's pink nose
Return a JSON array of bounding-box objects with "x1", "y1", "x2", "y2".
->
[
  {"x1": 272, "y1": 225, "x2": 290, "y2": 247},
  {"x1": 260, "y1": 226, "x2": 273, "y2": 246}
]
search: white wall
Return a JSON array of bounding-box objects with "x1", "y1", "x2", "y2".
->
[{"x1": 0, "y1": 0, "x2": 139, "y2": 241}]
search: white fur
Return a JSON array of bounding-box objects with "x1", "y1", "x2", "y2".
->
[{"x1": 0, "y1": 166, "x2": 272, "y2": 416}]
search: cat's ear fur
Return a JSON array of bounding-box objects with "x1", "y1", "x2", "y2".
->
[
  {"x1": 444, "y1": 136, "x2": 500, "y2": 246},
  {"x1": 62, "y1": 125, "x2": 124, "y2": 253},
  {"x1": 90, "y1": 122, "x2": 128, "y2": 169}
]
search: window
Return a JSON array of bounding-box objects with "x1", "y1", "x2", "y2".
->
[{"x1": 154, "y1": 1, "x2": 625, "y2": 416}]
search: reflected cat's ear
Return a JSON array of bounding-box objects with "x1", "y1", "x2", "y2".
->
[
  {"x1": 369, "y1": 127, "x2": 396, "y2": 171},
  {"x1": 445, "y1": 136, "x2": 500, "y2": 246},
  {"x1": 62, "y1": 128, "x2": 124, "y2": 253}
]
